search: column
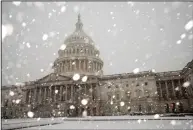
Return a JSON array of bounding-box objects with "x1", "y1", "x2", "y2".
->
[
  {"x1": 159, "y1": 82, "x2": 163, "y2": 99},
  {"x1": 49, "y1": 86, "x2": 52, "y2": 103},
  {"x1": 171, "y1": 80, "x2": 176, "y2": 99},
  {"x1": 70, "y1": 60, "x2": 72, "y2": 71},
  {"x1": 44, "y1": 87, "x2": 47, "y2": 103},
  {"x1": 60, "y1": 86, "x2": 63, "y2": 101},
  {"x1": 79, "y1": 60, "x2": 81, "y2": 71},
  {"x1": 91, "y1": 84, "x2": 93, "y2": 100},
  {"x1": 64, "y1": 61, "x2": 66, "y2": 72},
  {"x1": 63, "y1": 62, "x2": 65, "y2": 72},
  {"x1": 85, "y1": 85, "x2": 87, "y2": 95},
  {"x1": 94, "y1": 62, "x2": 96, "y2": 71},
  {"x1": 71, "y1": 85, "x2": 73, "y2": 101},
  {"x1": 83, "y1": 60, "x2": 86, "y2": 71},
  {"x1": 29, "y1": 89, "x2": 32, "y2": 103},
  {"x1": 91, "y1": 107, "x2": 94, "y2": 116},
  {"x1": 178, "y1": 80, "x2": 183, "y2": 96},
  {"x1": 61, "y1": 63, "x2": 63, "y2": 72},
  {"x1": 39, "y1": 88, "x2": 42, "y2": 104},
  {"x1": 65, "y1": 85, "x2": 67, "y2": 101},
  {"x1": 165, "y1": 81, "x2": 169, "y2": 99},
  {"x1": 24, "y1": 90, "x2": 28, "y2": 104},
  {"x1": 33, "y1": 88, "x2": 37, "y2": 103},
  {"x1": 54, "y1": 86, "x2": 56, "y2": 102}
]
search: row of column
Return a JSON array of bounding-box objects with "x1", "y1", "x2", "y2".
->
[
  {"x1": 157, "y1": 79, "x2": 187, "y2": 100},
  {"x1": 56, "y1": 59, "x2": 102, "y2": 73},
  {"x1": 26, "y1": 84, "x2": 97, "y2": 104},
  {"x1": 62, "y1": 48, "x2": 97, "y2": 57}
]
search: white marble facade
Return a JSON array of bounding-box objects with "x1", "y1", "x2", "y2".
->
[{"x1": 1, "y1": 15, "x2": 193, "y2": 119}]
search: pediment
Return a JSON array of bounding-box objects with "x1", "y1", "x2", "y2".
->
[{"x1": 36, "y1": 73, "x2": 71, "y2": 83}]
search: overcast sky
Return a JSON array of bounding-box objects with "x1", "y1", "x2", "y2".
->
[{"x1": 2, "y1": 2, "x2": 193, "y2": 86}]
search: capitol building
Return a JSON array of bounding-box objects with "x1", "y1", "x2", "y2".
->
[{"x1": 2, "y1": 15, "x2": 193, "y2": 119}]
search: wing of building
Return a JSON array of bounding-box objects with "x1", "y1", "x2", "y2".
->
[{"x1": 1, "y1": 15, "x2": 193, "y2": 119}]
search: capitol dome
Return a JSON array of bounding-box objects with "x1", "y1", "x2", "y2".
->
[{"x1": 53, "y1": 14, "x2": 103, "y2": 76}]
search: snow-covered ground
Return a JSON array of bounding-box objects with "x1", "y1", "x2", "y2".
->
[{"x1": 2, "y1": 116, "x2": 193, "y2": 130}]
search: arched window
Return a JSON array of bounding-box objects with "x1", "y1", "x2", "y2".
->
[{"x1": 135, "y1": 89, "x2": 142, "y2": 97}]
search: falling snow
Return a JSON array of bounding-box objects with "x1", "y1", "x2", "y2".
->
[
  {"x1": 183, "y1": 81, "x2": 190, "y2": 88},
  {"x1": 9, "y1": 91, "x2": 14, "y2": 96},
  {"x1": 73, "y1": 73, "x2": 80, "y2": 81},
  {"x1": 82, "y1": 76, "x2": 88, "y2": 82},
  {"x1": 133, "y1": 68, "x2": 140, "y2": 74},
  {"x1": 12, "y1": 1, "x2": 21, "y2": 6},
  {"x1": 60, "y1": 44, "x2": 66, "y2": 50},
  {"x1": 42, "y1": 34, "x2": 48, "y2": 41},
  {"x1": 61, "y1": 6, "x2": 66, "y2": 12},
  {"x1": 185, "y1": 20, "x2": 193, "y2": 31},
  {"x1": 81, "y1": 99, "x2": 88, "y2": 105},
  {"x1": 27, "y1": 111, "x2": 34, "y2": 118}
]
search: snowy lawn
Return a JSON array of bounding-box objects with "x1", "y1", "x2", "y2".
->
[{"x1": 2, "y1": 116, "x2": 193, "y2": 130}]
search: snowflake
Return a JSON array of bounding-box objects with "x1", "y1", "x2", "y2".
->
[
  {"x1": 176, "y1": 102, "x2": 180, "y2": 105},
  {"x1": 185, "y1": 20, "x2": 193, "y2": 31},
  {"x1": 151, "y1": 69, "x2": 156, "y2": 73},
  {"x1": 55, "y1": 90, "x2": 58, "y2": 94},
  {"x1": 70, "y1": 105, "x2": 75, "y2": 109},
  {"x1": 154, "y1": 114, "x2": 160, "y2": 119},
  {"x1": 176, "y1": 40, "x2": 181, "y2": 44},
  {"x1": 81, "y1": 99, "x2": 88, "y2": 105},
  {"x1": 137, "y1": 119, "x2": 142, "y2": 124},
  {"x1": 22, "y1": 22, "x2": 26, "y2": 27},
  {"x1": 37, "y1": 117, "x2": 41, "y2": 121},
  {"x1": 180, "y1": 33, "x2": 186, "y2": 39},
  {"x1": 170, "y1": 120, "x2": 176, "y2": 125},
  {"x1": 15, "y1": 99, "x2": 21, "y2": 104},
  {"x1": 73, "y1": 73, "x2": 80, "y2": 81},
  {"x1": 27, "y1": 111, "x2": 34, "y2": 118},
  {"x1": 26, "y1": 42, "x2": 31, "y2": 48},
  {"x1": 120, "y1": 101, "x2": 125, "y2": 106},
  {"x1": 40, "y1": 69, "x2": 44, "y2": 72},
  {"x1": 60, "y1": 44, "x2": 66, "y2": 50},
  {"x1": 9, "y1": 91, "x2": 14, "y2": 96},
  {"x1": 133, "y1": 68, "x2": 139, "y2": 74},
  {"x1": 61, "y1": 6, "x2": 66, "y2": 12},
  {"x1": 12, "y1": 1, "x2": 21, "y2": 6},
  {"x1": 127, "y1": 2, "x2": 134, "y2": 7},
  {"x1": 82, "y1": 76, "x2": 88, "y2": 82},
  {"x1": 42, "y1": 34, "x2": 48, "y2": 41},
  {"x1": 183, "y1": 81, "x2": 190, "y2": 88},
  {"x1": 2, "y1": 24, "x2": 14, "y2": 41}
]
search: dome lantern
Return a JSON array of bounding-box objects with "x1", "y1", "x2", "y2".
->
[{"x1": 75, "y1": 13, "x2": 83, "y2": 31}]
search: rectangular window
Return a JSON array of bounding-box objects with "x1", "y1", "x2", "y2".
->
[
  {"x1": 108, "y1": 95, "x2": 111, "y2": 100},
  {"x1": 116, "y1": 94, "x2": 120, "y2": 100}
]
